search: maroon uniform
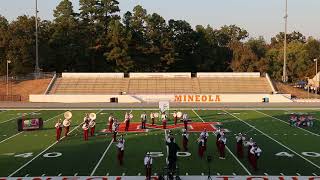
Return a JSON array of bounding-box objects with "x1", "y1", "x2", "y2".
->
[
  {"x1": 63, "y1": 118, "x2": 71, "y2": 137},
  {"x1": 198, "y1": 138, "x2": 205, "y2": 158},
  {"x1": 182, "y1": 130, "x2": 189, "y2": 151},
  {"x1": 82, "y1": 123, "x2": 89, "y2": 141},
  {"x1": 218, "y1": 136, "x2": 227, "y2": 159},
  {"x1": 173, "y1": 111, "x2": 178, "y2": 125},
  {"x1": 89, "y1": 119, "x2": 96, "y2": 136},
  {"x1": 249, "y1": 146, "x2": 262, "y2": 171},
  {"x1": 236, "y1": 133, "x2": 245, "y2": 158},
  {"x1": 55, "y1": 121, "x2": 62, "y2": 141}
]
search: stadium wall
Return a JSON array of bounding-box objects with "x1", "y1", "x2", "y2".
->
[
  {"x1": 29, "y1": 94, "x2": 292, "y2": 103},
  {"x1": 129, "y1": 72, "x2": 191, "y2": 78},
  {"x1": 196, "y1": 72, "x2": 260, "y2": 77},
  {"x1": 62, "y1": 73, "x2": 124, "y2": 78}
]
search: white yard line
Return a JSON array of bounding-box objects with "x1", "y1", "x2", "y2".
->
[
  {"x1": 224, "y1": 110, "x2": 320, "y2": 170},
  {"x1": 192, "y1": 109, "x2": 252, "y2": 175},
  {"x1": 0, "y1": 110, "x2": 41, "y2": 125},
  {"x1": 7, "y1": 110, "x2": 104, "y2": 177},
  {"x1": 0, "y1": 112, "x2": 64, "y2": 144},
  {"x1": 255, "y1": 110, "x2": 320, "y2": 137},
  {"x1": 90, "y1": 139, "x2": 114, "y2": 176}
]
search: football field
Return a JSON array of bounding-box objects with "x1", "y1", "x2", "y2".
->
[{"x1": 0, "y1": 108, "x2": 320, "y2": 177}]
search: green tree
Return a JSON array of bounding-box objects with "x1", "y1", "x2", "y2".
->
[{"x1": 0, "y1": 15, "x2": 9, "y2": 75}]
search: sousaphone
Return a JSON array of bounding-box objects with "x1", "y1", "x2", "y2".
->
[
  {"x1": 177, "y1": 112, "x2": 183, "y2": 118},
  {"x1": 89, "y1": 113, "x2": 97, "y2": 120},
  {"x1": 64, "y1": 111, "x2": 72, "y2": 119}
]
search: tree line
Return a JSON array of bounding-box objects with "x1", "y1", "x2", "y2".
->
[{"x1": 0, "y1": 0, "x2": 319, "y2": 82}]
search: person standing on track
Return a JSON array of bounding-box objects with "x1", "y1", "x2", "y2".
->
[
  {"x1": 144, "y1": 152, "x2": 153, "y2": 180},
  {"x1": 55, "y1": 119, "x2": 63, "y2": 141},
  {"x1": 124, "y1": 112, "x2": 130, "y2": 131}
]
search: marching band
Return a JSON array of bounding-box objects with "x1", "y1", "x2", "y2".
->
[{"x1": 53, "y1": 110, "x2": 263, "y2": 173}]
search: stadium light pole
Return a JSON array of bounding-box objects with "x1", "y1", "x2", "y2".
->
[
  {"x1": 314, "y1": 58, "x2": 318, "y2": 92},
  {"x1": 35, "y1": 0, "x2": 40, "y2": 77},
  {"x1": 6, "y1": 60, "x2": 11, "y2": 96},
  {"x1": 282, "y1": 0, "x2": 288, "y2": 83}
]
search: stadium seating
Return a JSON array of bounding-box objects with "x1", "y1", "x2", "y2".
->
[{"x1": 49, "y1": 73, "x2": 274, "y2": 94}]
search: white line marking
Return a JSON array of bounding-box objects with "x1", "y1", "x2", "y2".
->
[
  {"x1": 90, "y1": 139, "x2": 114, "y2": 176},
  {"x1": 24, "y1": 174, "x2": 29, "y2": 177},
  {"x1": 312, "y1": 173, "x2": 318, "y2": 176},
  {"x1": 58, "y1": 173, "x2": 62, "y2": 176},
  {"x1": 232, "y1": 173, "x2": 236, "y2": 176},
  {"x1": 138, "y1": 173, "x2": 141, "y2": 176},
  {"x1": 201, "y1": 173, "x2": 204, "y2": 176},
  {"x1": 192, "y1": 109, "x2": 252, "y2": 175},
  {"x1": 296, "y1": 173, "x2": 301, "y2": 176},
  {"x1": 264, "y1": 173, "x2": 268, "y2": 175},
  {"x1": 217, "y1": 173, "x2": 220, "y2": 175},
  {"x1": 225, "y1": 110, "x2": 320, "y2": 170},
  {"x1": 154, "y1": 173, "x2": 157, "y2": 176},
  {"x1": 8, "y1": 113, "x2": 91, "y2": 177},
  {"x1": 106, "y1": 173, "x2": 109, "y2": 176},
  {"x1": 280, "y1": 173, "x2": 285, "y2": 176},
  {"x1": 41, "y1": 174, "x2": 45, "y2": 176},
  {"x1": 186, "y1": 173, "x2": 189, "y2": 176},
  {"x1": 255, "y1": 110, "x2": 320, "y2": 137},
  {"x1": 74, "y1": 173, "x2": 78, "y2": 176},
  {"x1": 122, "y1": 173, "x2": 125, "y2": 176}
]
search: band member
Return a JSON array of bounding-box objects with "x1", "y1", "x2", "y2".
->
[
  {"x1": 89, "y1": 118, "x2": 96, "y2": 136},
  {"x1": 236, "y1": 133, "x2": 246, "y2": 158},
  {"x1": 124, "y1": 112, "x2": 130, "y2": 131},
  {"x1": 197, "y1": 136, "x2": 205, "y2": 158},
  {"x1": 218, "y1": 135, "x2": 227, "y2": 159},
  {"x1": 112, "y1": 119, "x2": 120, "y2": 142},
  {"x1": 141, "y1": 112, "x2": 147, "y2": 129},
  {"x1": 173, "y1": 111, "x2": 178, "y2": 125},
  {"x1": 182, "y1": 129, "x2": 189, "y2": 151},
  {"x1": 215, "y1": 127, "x2": 223, "y2": 149},
  {"x1": 116, "y1": 135, "x2": 125, "y2": 166},
  {"x1": 247, "y1": 138, "x2": 255, "y2": 157},
  {"x1": 55, "y1": 119, "x2": 63, "y2": 141},
  {"x1": 200, "y1": 128, "x2": 209, "y2": 149},
  {"x1": 82, "y1": 122, "x2": 89, "y2": 141},
  {"x1": 150, "y1": 112, "x2": 155, "y2": 125},
  {"x1": 162, "y1": 112, "x2": 167, "y2": 129},
  {"x1": 182, "y1": 113, "x2": 189, "y2": 130},
  {"x1": 249, "y1": 144, "x2": 262, "y2": 171},
  {"x1": 144, "y1": 152, "x2": 153, "y2": 180},
  {"x1": 108, "y1": 114, "x2": 114, "y2": 132},
  {"x1": 63, "y1": 117, "x2": 71, "y2": 137},
  {"x1": 83, "y1": 113, "x2": 90, "y2": 124}
]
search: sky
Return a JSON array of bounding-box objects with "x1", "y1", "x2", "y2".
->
[{"x1": 0, "y1": 0, "x2": 319, "y2": 41}]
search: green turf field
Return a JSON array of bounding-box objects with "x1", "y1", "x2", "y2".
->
[{"x1": 0, "y1": 109, "x2": 319, "y2": 177}]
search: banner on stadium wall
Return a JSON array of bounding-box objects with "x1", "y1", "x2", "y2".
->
[
  {"x1": 1, "y1": 176, "x2": 319, "y2": 180},
  {"x1": 174, "y1": 95, "x2": 221, "y2": 103}
]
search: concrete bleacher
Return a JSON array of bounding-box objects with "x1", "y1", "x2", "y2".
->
[{"x1": 49, "y1": 72, "x2": 274, "y2": 95}]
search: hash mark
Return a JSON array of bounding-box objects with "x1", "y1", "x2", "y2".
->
[
  {"x1": 232, "y1": 173, "x2": 236, "y2": 176},
  {"x1": 201, "y1": 173, "x2": 204, "y2": 176},
  {"x1": 74, "y1": 173, "x2": 78, "y2": 176},
  {"x1": 41, "y1": 174, "x2": 46, "y2": 176},
  {"x1": 25, "y1": 174, "x2": 29, "y2": 177},
  {"x1": 3, "y1": 135, "x2": 7, "y2": 137},
  {"x1": 312, "y1": 173, "x2": 318, "y2": 176},
  {"x1": 122, "y1": 173, "x2": 125, "y2": 176},
  {"x1": 217, "y1": 173, "x2": 220, "y2": 175},
  {"x1": 296, "y1": 173, "x2": 301, "y2": 176},
  {"x1": 138, "y1": 173, "x2": 141, "y2": 176},
  {"x1": 280, "y1": 173, "x2": 285, "y2": 176},
  {"x1": 264, "y1": 173, "x2": 268, "y2": 175},
  {"x1": 106, "y1": 173, "x2": 109, "y2": 176},
  {"x1": 186, "y1": 173, "x2": 189, "y2": 176},
  {"x1": 284, "y1": 134, "x2": 287, "y2": 135},
  {"x1": 294, "y1": 134, "x2": 297, "y2": 135},
  {"x1": 58, "y1": 173, "x2": 62, "y2": 176},
  {"x1": 154, "y1": 173, "x2": 157, "y2": 176}
]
